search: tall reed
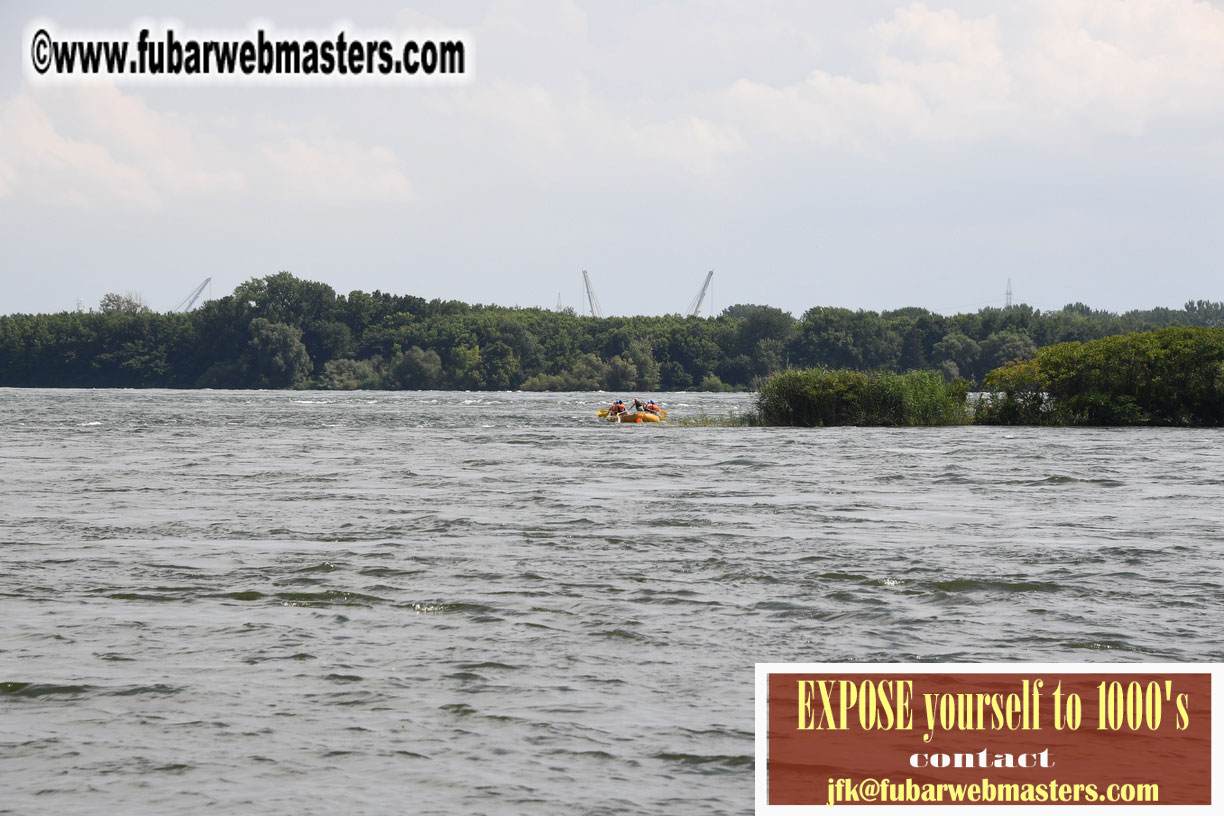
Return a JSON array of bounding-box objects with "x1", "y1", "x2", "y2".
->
[{"x1": 754, "y1": 369, "x2": 971, "y2": 427}]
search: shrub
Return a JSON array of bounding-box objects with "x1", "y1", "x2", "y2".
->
[
  {"x1": 977, "y1": 326, "x2": 1224, "y2": 426},
  {"x1": 755, "y1": 368, "x2": 970, "y2": 426}
]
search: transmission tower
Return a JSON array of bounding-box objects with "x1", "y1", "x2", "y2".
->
[{"x1": 1005, "y1": 278, "x2": 1013, "y2": 309}]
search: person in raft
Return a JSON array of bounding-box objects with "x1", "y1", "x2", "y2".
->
[
  {"x1": 609, "y1": 399, "x2": 627, "y2": 415},
  {"x1": 644, "y1": 400, "x2": 660, "y2": 415},
  {"x1": 632, "y1": 398, "x2": 645, "y2": 411}
]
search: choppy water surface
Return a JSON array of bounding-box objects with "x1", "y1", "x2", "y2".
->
[{"x1": 2, "y1": 389, "x2": 1222, "y2": 814}]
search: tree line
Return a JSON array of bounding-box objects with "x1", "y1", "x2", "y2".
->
[{"x1": 1, "y1": 272, "x2": 1221, "y2": 391}]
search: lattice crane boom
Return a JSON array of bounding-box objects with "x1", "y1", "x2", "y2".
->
[
  {"x1": 687, "y1": 270, "x2": 714, "y2": 317},
  {"x1": 174, "y1": 277, "x2": 212, "y2": 312},
  {"x1": 582, "y1": 270, "x2": 604, "y2": 318}
]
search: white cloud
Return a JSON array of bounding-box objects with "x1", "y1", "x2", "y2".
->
[
  {"x1": 0, "y1": 157, "x2": 14, "y2": 197},
  {"x1": 0, "y1": 84, "x2": 417, "y2": 213},
  {"x1": 0, "y1": 83, "x2": 246, "y2": 208},
  {"x1": 1024, "y1": 0, "x2": 1224, "y2": 128},
  {"x1": 480, "y1": 0, "x2": 590, "y2": 77},
  {"x1": 393, "y1": 9, "x2": 449, "y2": 30},
  {"x1": 447, "y1": 81, "x2": 745, "y2": 180},
  {"x1": 719, "y1": 0, "x2": 1224, "y2": 152},
  {"x1": 1, "y1": 2, "x2": 1221, "y2": 317},
  {"x1": 0, "y1": 92, "x2": 160, "y2": 208},
  {"x1": 262, "y1": 138, "x2": 411, "y2": 200},
  {"x1": 625, "y1": 114, "x2": 745, "y2": 176},
  {"x1": 75, "y1": 84, "x2": 245, "y2": 195}
]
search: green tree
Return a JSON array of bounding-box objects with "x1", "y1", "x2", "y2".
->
[
  {"x1": 392, "y1": 346, "x2": 443, "y2": 389},
  {"x1": 623, "y1": 341, "x2": 660, "y2": 391},
  {"x1": 978, "y1": 326, "x2": 1224, "y2": 426},
  {"x1": 99, "y1": 291, "x2": 151, "y2": 314},
  {"x1": 565, "y1": 353, "x2": 604, "y2": 390},
  {"x1": 317, "y1": 358, "x2": 382, "y2": 390},
  {"x1": 659, "y1": 360, "x2": 693, "y2": 390},
  {"x1": 602, "y1": 355, "x2": 638, "y2": 391},
  {"x1": 480, "y1": 340, "x2": 521, "y2": 390},
  {"x1": 1184, "y1": 300, "x2": 1224, "y2": 327},
  {"x1": 247, "y1": 318, "x2": 312, "y2": 388},
  {"x1": 447, "y1": 344, "x2": 484, "y2": 389},
  {"x1": 931, "y1": 332, "x2": 981, "y2": 380},
  {"x1": 980, "y1": 329, "x2": 1037, "y2": 373},
  {"x1": 791, "y1": 307, "x2": 900, "y2": 371},
  {"x1": 234, "y1": 272, "x2": 339, "y2": 327}
]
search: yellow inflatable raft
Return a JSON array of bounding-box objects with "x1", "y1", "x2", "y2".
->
[
  {"x1": 596, "y1": 408, "x2": 667, "y2": 423},
  {"x1": 607, "y1": 411, "x2": 663, "y2": 423}
]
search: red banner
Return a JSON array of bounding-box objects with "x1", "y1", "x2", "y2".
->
[{"x1": 764, "y1": 669, "x2": 1212, "y2": 806}]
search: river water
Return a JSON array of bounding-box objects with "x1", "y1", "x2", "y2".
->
[{"x1": 1, "y1": 389, "x2": 1222, "y2": 814}]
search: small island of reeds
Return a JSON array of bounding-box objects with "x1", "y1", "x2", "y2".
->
[{"x1": 754, "y1": 369, "x2": 971, "y2": 427}]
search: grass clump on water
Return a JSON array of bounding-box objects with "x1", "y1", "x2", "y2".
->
[
  {"x1": 754, "y1": 368, "x2": 971, "y2": 427},
  {"x1": 674, "y1": 410, "x2": 762, "y2": 427}
]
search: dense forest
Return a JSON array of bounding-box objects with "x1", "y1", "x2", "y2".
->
[{"x1": 1, "y1": 272, "x2": 1221, "y2": 391}]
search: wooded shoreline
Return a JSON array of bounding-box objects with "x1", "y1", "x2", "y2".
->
[{"x1": 2, "y1": 274, "x2": 1221, "y2": 410}]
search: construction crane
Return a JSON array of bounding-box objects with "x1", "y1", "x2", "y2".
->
[
  {"x1": 173, "y1": 277, "x2": 211, "y2": 312},
  {"x1": 582, "y1": 270, "x2": 604, "y2": 318},
  {"x1": 687, "y1": 270, "x2": 714, "y2": 317}
]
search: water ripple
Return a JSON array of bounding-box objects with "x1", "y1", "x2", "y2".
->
[{"x1": 1, "y1": 389, "x2": 1223, "y2": 815}]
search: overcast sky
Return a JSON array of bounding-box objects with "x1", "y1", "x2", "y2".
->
[{"x1": 2, "y1": 0, "x2": 1221, "y2": 318}]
